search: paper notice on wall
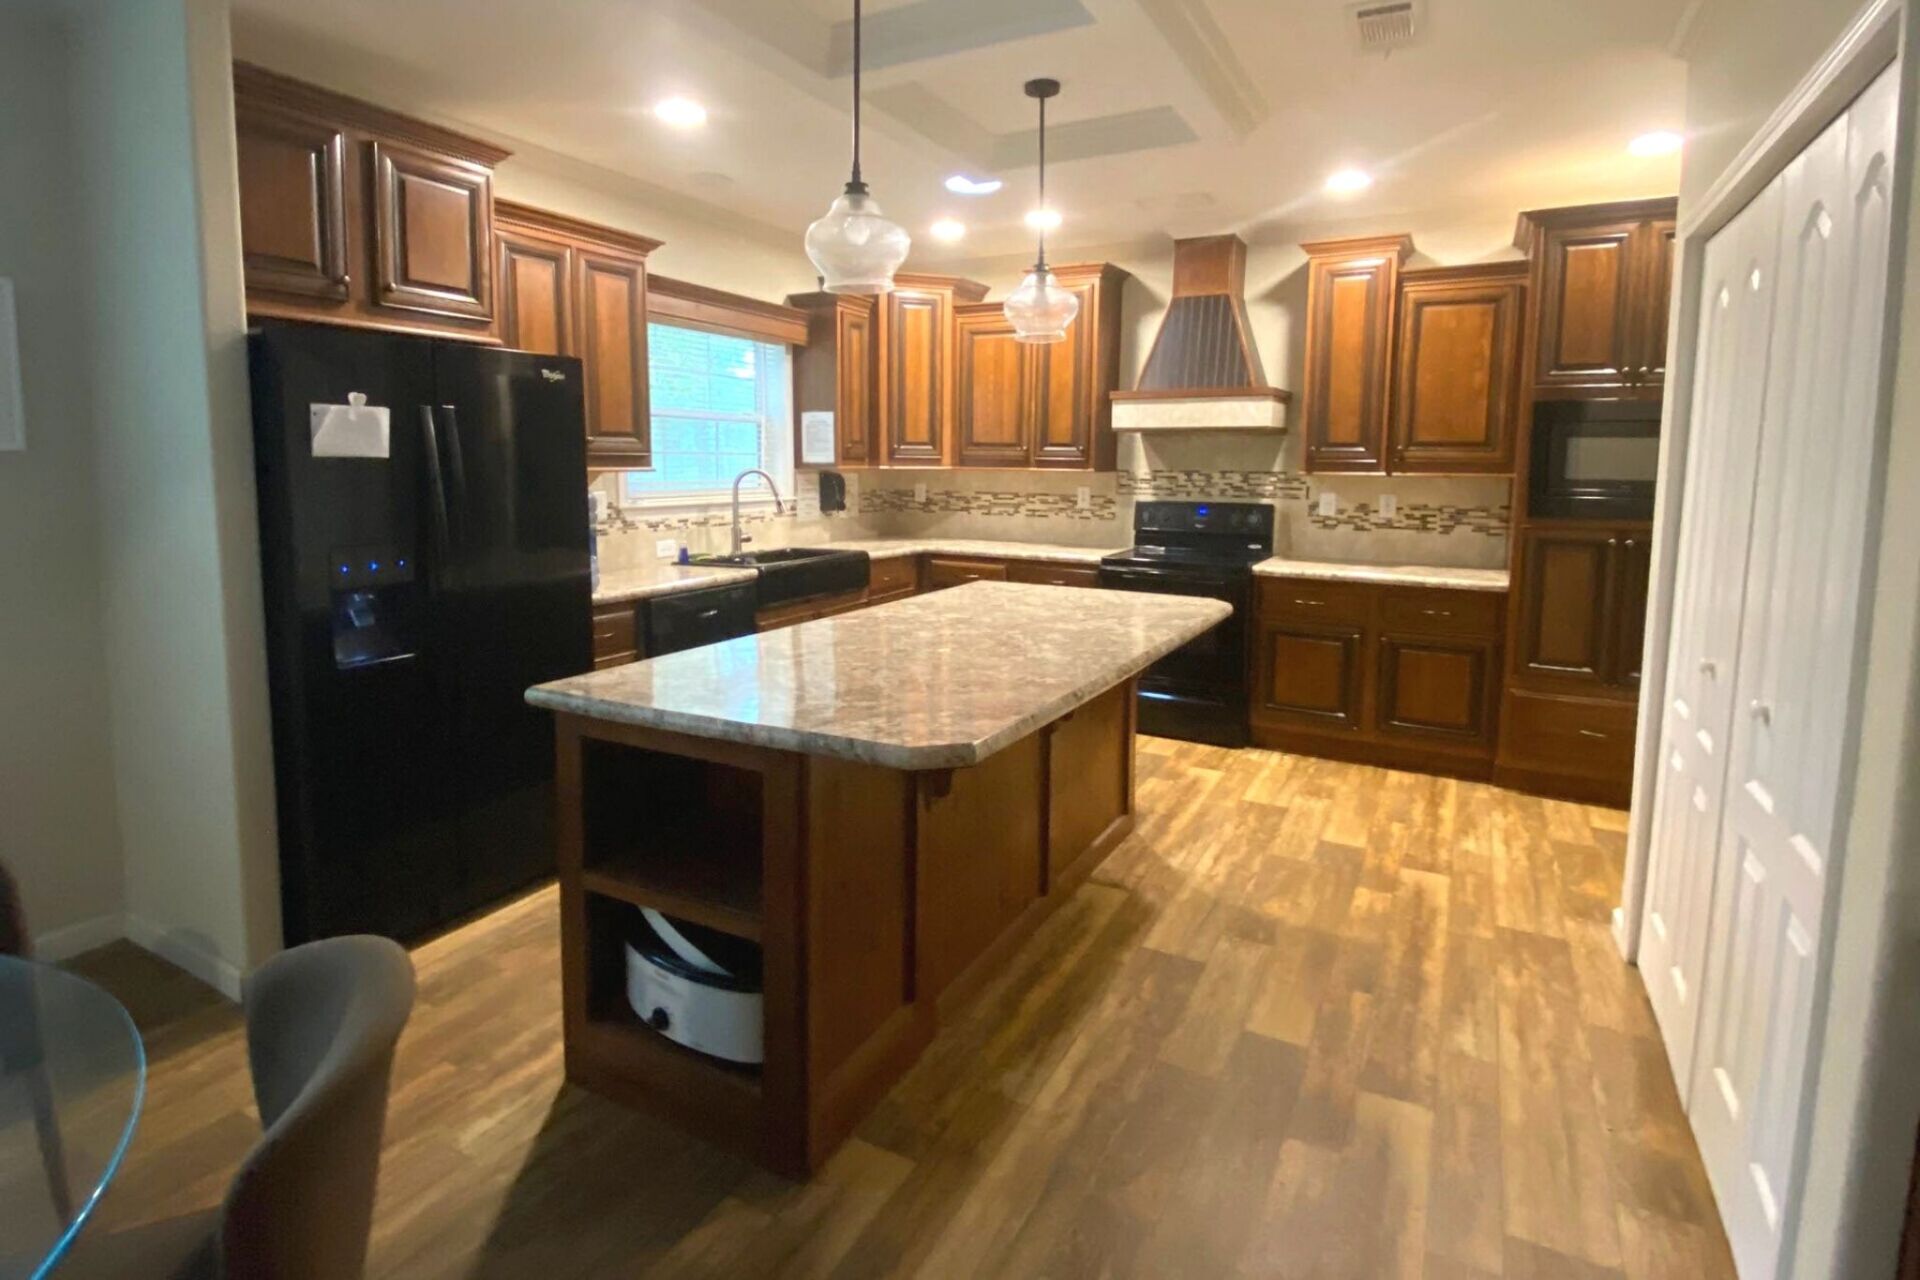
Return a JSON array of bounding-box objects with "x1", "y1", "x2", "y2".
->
[
  {"x1": 800, "y1": 411, "x2": 835, "y2": 466},
  {"x1": 311, "y1": 393, "x2": 391, "y2": 459}
]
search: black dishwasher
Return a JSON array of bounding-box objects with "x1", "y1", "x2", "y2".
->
[{"x1": 645, "y1": 582, "x2": 758, "y2": 656}]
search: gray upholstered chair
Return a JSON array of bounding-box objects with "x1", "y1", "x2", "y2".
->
[{"x1": 65, "y1": 935, "x2": 416, "y2": 1279}]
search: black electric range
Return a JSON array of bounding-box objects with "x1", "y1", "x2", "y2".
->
[{"x1": 1099, "y1": 501, "x2": 1274, "y2": 747}]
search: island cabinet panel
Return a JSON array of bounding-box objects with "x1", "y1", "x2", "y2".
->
[
  {"x1": 494, "y1": 201, "x2": 661, "y2": 470},
  {"x1": 1251, "y1": 576, "x2": 1508, "y2": 777},
  {"x1": 1046, "y1": 685, "x2": 1133, "y2": 885},
  {"x1": 233, "y1": 63, "x2": 508, "y2": 341},
  {"x1": 1389, "y1": 263, "x2": 1526, "y2": 474},
  {"x1": 1302, "y1": 235, "x2": 1413, "y2": 473},
  {"x1": 1518, "y1": 198, "x2": 1679, "y2": 398}
]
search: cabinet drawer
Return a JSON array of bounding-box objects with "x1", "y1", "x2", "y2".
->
[
  {"x1": 867, "y1": 555, "x2": 919, "y2": 598},
  {"x1": 1257, "y1": 577, "x2": 1375, "y2": 626},
  {"x1": 1501, "y1": 689, "x2": 1637, "y2": 778},
  {"x1": 1006, "y1": 560, "x2": 1100, "y2": 589},
  {"x1": 756, "y1": 588, "x2": 864, "y2": 632},
  {"x1": 591, "y1": 603, "x2": 639, "y2": 665},
  {"x1": 925, "y1": 556, "x2": 1009, "y2": 590},
  {"x1": 1379, "y1": 587, "x2": 1505, "y2": 639}
]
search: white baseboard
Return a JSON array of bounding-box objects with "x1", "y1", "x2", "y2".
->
[
  {"x1": 123, "y1": 913, "x2": 244, "y2": 1001},
  {"x1": 33, "y1": 913, "x2": 128, "y2": 963}
]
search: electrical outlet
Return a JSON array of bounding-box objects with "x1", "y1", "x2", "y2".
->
[
  {"x1": 655, "y1": 538, "x2": 677, "y2": 560},
  {"x1": 1075, "y1": 485, "x2": 1091, "y2": 512},
  {"x1": 1317, "y1": 490, "x2": 1338, "y2": 518},
  {"x1": 1378, "y1": 493, "x2": 1398, "y2": 520},
  {"x1": 914, "y1": 482, "x2": 928, "y2": 504}
]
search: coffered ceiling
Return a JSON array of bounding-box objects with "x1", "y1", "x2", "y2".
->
[{"x1": 228, "y1": 0, "x2": 1691, "y2": 265}]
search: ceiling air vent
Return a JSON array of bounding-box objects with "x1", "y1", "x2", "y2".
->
[{"x1": 1348, "y1": 0, "x2": 1421, "y2": 52}]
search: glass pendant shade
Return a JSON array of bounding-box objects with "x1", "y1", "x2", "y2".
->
[
  {"x1": 806, "y1": 188, "x2": 912, "y2": 295},
  {"x1": 1005, "y1": 268, "x2": 1079, "y2": 344}
]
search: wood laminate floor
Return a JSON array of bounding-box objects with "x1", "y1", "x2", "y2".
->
[{"x1": 69, "y1": 740, "x2": 1734, "y2": 1279}]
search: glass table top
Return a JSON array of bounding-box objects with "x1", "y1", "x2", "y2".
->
[{"x1": 0, "y1": 954, "x2": 145, "y2": 1279}]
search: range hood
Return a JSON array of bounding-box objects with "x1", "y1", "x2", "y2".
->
[{"x1": 1111, "y1": 234, "x2": 1291, "y2": 432}]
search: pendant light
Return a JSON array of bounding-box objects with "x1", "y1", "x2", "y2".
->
[
  {"x1": 805, "y1": 0, "x2": 911, "y2": 294},
  {"x1": 1004, "y1": 78, "x2": 1079, "y2": 343}
]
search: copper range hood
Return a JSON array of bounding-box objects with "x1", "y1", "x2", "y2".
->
[{"x1": 1110, "y1": 234, "x2": 1291, "y2": 432}]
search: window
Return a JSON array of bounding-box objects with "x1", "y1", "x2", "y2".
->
[{"x1": 620, "y1": 323, "x2": 793, "y2": 506}]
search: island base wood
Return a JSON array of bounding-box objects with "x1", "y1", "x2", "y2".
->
[{"x1": 551, "y1": 681, "x2": 1139, "y2": 1177}]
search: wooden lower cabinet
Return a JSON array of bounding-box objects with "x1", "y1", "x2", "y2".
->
[
  {"x1": 590, "y1": 602, "x2": 640, "y2": 669},
  {"x1": 924, "y1": 556, "x2": 1010, "y2": 590},
  {"x1": 1251, "y1": 576, "x2": 1506, "y2": 777},
  {"x1": 1005, "y1": 560, "x2": 1100, "y2": 590},
  {"x1": 1495, "y1": 688, "x2": 1637, "y2": 805}
]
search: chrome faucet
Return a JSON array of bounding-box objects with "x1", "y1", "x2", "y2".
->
[{"x1": 730, "y1": 468, "x2": 786, "y2": 557}]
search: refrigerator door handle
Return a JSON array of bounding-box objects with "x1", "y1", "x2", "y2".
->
[
  {"x1": 437, "y1": 404, "x2": 469, "y2": 549},
  {"x1": 419, "y1": 406, "x2": 453, "y2": 574}
]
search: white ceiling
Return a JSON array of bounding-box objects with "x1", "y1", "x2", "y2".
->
[{"x1": 228, "y1": 0, "x2": 1691, "y2": 266}]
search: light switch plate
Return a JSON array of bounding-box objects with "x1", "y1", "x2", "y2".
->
[
  {"x1": 1379, "y1": 493, "x2": 1398, "y2": 519},
  {"x1": 655, "y1": 538, "x2": 677, "y2": 560},
  {"x1": 0, "y1": 279, "x2": 24, "y2": 453},
  {"x1": 914, "y1": 482, "x2": 928, "y2": 504},
  {"x1": 1075, "y1": 485, "x2": 1091, "y2": 512},
  {"x1": 1316, "y1": 490, "x2": 1338, "y2": 517}
]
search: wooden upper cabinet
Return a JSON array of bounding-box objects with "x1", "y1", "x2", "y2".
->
[
  {"x1": 234, "y1": 101, "x2": 349, "y2": 301},
  {"x1": 233, "y1": 64, "x2": 509, "y2": 340},
  {"x1": 1389, "y1": 262, "x2": 1526, "y2": 474},
  {"x1": 875, "y1": 274, "x2": 988, "y2": 467},
  {"x1": 1517, "y1": 198, "x2": 1680, "y2": 398},
  {"x1": 370, "y1": 141, "x2": 493, "y2": 321},
  {"x1": 954, "y1": 305, "x2": 1034, "y2": 468},
  {"x1": 788, "y1": 292, "x2": 876, "y2": 466},
  {"x1": 1302, "y1": 235, "x2": 1413, "y2": 473},
  {"x1": 496, "y1": 224, "x2": 574, "y2": 356},
  {"x1": 494, "y1": 202, "x2": 661, "y2": 470},
  {"x1": 1032, "y1": 263, "x2": 1126, "y2": 470}
]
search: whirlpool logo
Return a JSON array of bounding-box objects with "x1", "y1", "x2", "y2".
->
[{"x1": 540, "y1": 369, "x2": 567, "y2": 383}]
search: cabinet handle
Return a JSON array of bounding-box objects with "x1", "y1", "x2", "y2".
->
[
  {"x1": 1421, "y1": 609, "x2": 1453, "y2": 618},
  {"x1": 1293, "y1": 598, "x2": 1326, "y2": 607},
  {"x1": 1577, "y1": 728, "x2": 1609, "y2": 739},
  {"x1": 695, "y1": 608, "x2": 720, "y2": 621},
  {"x1": 1750, "y1": 699, "x2": 1773, "y2": 725}
]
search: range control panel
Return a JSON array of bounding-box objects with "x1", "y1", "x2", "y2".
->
[{"x1": 1133, "y1": 501, "x2": 1276, "y2": 539}]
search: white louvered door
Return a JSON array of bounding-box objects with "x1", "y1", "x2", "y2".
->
[
  {"x1": 1639, "y1": 179, "x2": 1782, "y2": 1087},
  {"x1": 1659, "y1": 64, "x2": 1898, "y2": 1280}
]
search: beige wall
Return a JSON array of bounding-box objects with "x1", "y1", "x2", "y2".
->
[
  {"x1": 0, "y1": 9, "x2": 126, "y2": 955},
  {"x1": 70, "y1": 0, "x2": 278, "y2": 996},
  {"x1": 1678, "y1": 0, "x2": 1873, "y2": 211}
]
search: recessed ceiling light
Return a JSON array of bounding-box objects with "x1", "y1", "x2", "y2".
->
[
  {"x1": 653, "y1": 97, "x2": 708, "y2": 129},
  {"x1": 1629, "y1": 130, "x2": 1683, "y2": 157},
  {"x1": 1025, "y1": 207, "x2": 1062, "y2": 232},
  {"x1": 945, "y1": 174, "x2": 1003, "y2": 196},
  {"x1": 1325, "y1": 168, "x2": 1373, "y2": 195},
  {"x1": 930, "y1": 218, "x2": 967, "y2": 243}
]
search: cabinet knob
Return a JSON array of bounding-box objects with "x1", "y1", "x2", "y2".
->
[
  {"x1": 1699, "y1": 659, "x2": 1718, "y2": 677},
  {"x1": 1608, "y1": 537, "x2": 1619, "y2": 547},
  {"x1": 1624, "y1": 538, "x2": 1637, "y2": 549},
  {"x1": 1750, "y1": 699, "x2": 1773, "y2": 725}
]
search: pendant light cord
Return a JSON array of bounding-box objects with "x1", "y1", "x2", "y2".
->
[
  {"x1": 847, "y1": 0, "x2": 867, "y2": 194},
  {"x1": 1035, "y1": 90, "x2": 1048, "y2": 272}
]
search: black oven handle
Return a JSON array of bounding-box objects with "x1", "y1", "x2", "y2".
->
[{"x1": 1098, "y1": 564, "x2": 1240, "y2": 591}]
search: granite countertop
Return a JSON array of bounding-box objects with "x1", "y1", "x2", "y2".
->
[
  {"x1": 1254, "y1": 557, "x2": 1510, "y2": 592},
  {"x1": 530, "y1": 581, "x2": 1230, "y2": 769},
  {"x1": 592, "y1": 561, "x2": 759, "y2": 605}
]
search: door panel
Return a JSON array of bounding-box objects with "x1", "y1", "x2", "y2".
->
[
  {"x1": 838, "y1": 303, "x2": 875, "y2": 464},
  {"x1": 576, "y1": 248, "x2": 651, "y2": 466},
  {"x1": 370, "y1": 141, "x2": 494, "y2": 321},
  {"x1": 1683, "y1": 67, "x2": 1898, "y2": 1280},
  {"x1": 1514, "y1": 529, "x2": 1614, "y2": 685},
  {"x1": 1304, "y1": 247, "x2": 1402, "y2": 471},
  {"x1": 1389, "y1": 270, "x2": 1524, "y2": 472},
  {"x1": 1376, "y1": 637, "x2": 1492, "y2": 743},
  {"x1": 235, "y1": 102, "x2": 349, "y2": 301},
  {"x1": 1257, "y1": 624, "x2": 1365, "y2": 728},
  {"x1": 1640, "y1": 177, "x2": 1783, "y2": 1083},
  {"x1": 1033, "y1": 286, "x2": 1093, "y2": 466},
  {"x1": 497, "y1": 226, "x2": 573, "y2": 356},
  {"x1": 954, "y1": 309, "x2": 1031, "y2": 467},
  {"x1": 1535, "y1": 224, "x2": 1638, "y2": 391},
  {"x1": 1638, "y1": 221, "x2": 1679, "y2": 386},
  {"x1": 1611, "y1": 533, "x2": 1652, "y2": 692},
  {"x1": 884, "y1": 289, "x2": 949, "y2": 464}
]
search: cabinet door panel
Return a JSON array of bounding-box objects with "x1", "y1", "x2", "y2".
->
[
  {"x1": 1376, "y1": 637, "x2": 1493, "y2": 743},
  {"x1": 1390, "y1": 272, "x2": 1523, "y2": 473},
  {"x1": 235, "y1": 105, "x2": 349, "y2": 301},
  {"x1": 1610, "y1": 532, "x2": 1651, "y2": 692},
  {"x1": 1637, "y1": 221, "x2": 1678, "y2": 387},
  {"x1": 1257, "y1": 624, "x2": 1365, "y2": 728},
  {"x1": 576, "y1": 249, "x2": 650, "y2": 466},
  {"x1": 1514, "y1": 529, "x2": 1614, "y2": 686},
  {"x1": 497, "y1": 226, "x2": 572, "y2": 356},
  {"x1": 1033, "y1": 286, "x2": 1093, "y2": 466},
  {"x1": 1535, "y1": 224, "x2": 1637, "y2": 391},
  {"x1": 954, "y1": 311, "x2": 1031, "y2": 467},
  {"x1": 838, "y1": 303, "x2": 874, "y2": 464},
  {"x1": 884, "y1": 290, "x2": 948, "y2": 464},
  {"x1": 370, "y1": 141, "x2": 493, "y2": 321},
  {"x1": 1305, "y1": 257, "x2": 1397, "y2": 471}
]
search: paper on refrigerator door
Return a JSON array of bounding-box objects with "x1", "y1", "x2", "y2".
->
[{"x1": 310, "y1": 392, "x2": 391, "y2": 459}]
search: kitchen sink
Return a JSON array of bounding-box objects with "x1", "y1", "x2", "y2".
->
[{"x1": 692, "y1": 547, "x2": 871, "y2": 608}]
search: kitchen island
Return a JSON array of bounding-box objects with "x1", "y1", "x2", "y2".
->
[{"x1": 526, "y1": 581, "x2": 1230, "y2": 1175}]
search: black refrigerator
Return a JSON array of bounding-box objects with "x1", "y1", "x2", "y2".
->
[{"x1": 248, "y1": 320, "x2": 592, "y2": 945}]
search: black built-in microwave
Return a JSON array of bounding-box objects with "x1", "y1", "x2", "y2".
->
[{"x1": 1529, "y1": 399, "x2": 1661, "y2": 520}]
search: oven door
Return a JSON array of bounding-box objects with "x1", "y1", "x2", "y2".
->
[{"x1": 1098, "y1": 563, "x2": 1250, "y2": 746}]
